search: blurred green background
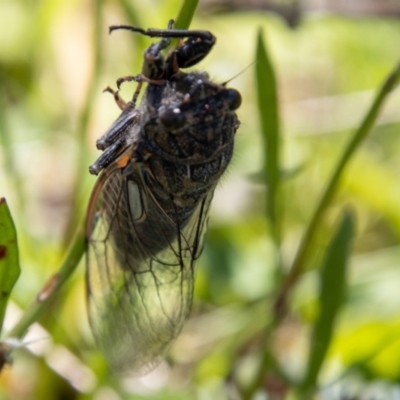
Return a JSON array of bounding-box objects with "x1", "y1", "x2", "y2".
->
[{"x1": 1, "y1": 0, "x2": 400, "y2": 399}]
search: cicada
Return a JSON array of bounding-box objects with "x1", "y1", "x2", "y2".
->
[{"x1": 85, "y1": 20, "x2": 241, "y2": 375}]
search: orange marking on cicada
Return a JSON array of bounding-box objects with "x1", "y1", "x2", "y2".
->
[{"x1": 115, "y1": 147, "x2": 135, "y2": 169}]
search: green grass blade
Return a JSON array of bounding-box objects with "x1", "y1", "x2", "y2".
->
[
  {"x1": 0, "y1": 91, "x2": 25, "y2": 217},
  {"x1": 242, "y1": 32, "x2": 283, "y2": 398},
  {"x1": 255, "y1": 29, "x2": 280, "y2": 238},
  {"x1": 275, "y1": 62, "x2": 400, "y2": 315},
  {"x1": 300, "y1": 210, "x2": 354, "y2": 396},
  {"x1": 0, "y1": 198, "x2": 21, "y2": 334},
  {"x1": 62, "y1": 0, "x2": 105, "y2": 246},
  {"x1": 174, "y1": 0, "x2": 199, "y2": 30}
]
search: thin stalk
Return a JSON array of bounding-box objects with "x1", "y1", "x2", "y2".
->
[
  {"x1": 63, "y1": 0, "x2": 105, "y2": 245},
  {"x1": 171, "y1": 0, "x2": 199, "y2": 47},
  {"x1": 244, "y1": 62, "x2": 400, "y2": 400},
  {"x1": 242, "y1": 333, "x2": 293, "y2": 400},
  {"x1": 174, "y1": 0, "x2": 199, "y2": 29},
  {"x1": 4, "y1": 222, "x2": 85, "y2": 340},
  {"x1": 273, "y1": 62, "x2": 400, "y2": 318}
]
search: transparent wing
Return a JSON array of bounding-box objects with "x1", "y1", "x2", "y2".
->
[{"x1": 85, "y1": 164, "x2": 213, "y2": 375}]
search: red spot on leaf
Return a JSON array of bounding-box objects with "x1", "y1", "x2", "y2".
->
[{"x1": 0, "y1": 246, "x2": 7, "y2": 259}]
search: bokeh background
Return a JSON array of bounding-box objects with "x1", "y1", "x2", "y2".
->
[{"x1": 1, "y1": 0, "x2": 400, "y2": 399}]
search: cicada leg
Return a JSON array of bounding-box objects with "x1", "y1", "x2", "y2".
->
[
  {"x1": 115, "y1": 75, "x2": 144, "y2": 108},
  {"x1": 109, "y1": 20, "x2": 216, "y2": 77},
  {"x1": 89, "y1": 135, "x2": 128, "y2": 175},
  {"x1": 103, "y1": 86, "x2": 127, "y2": 111}
]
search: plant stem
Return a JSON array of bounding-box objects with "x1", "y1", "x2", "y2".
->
[
  {"x1": 63, "y1": 0, "x2": 105, "y2": 245},
  {"x1": 174, "y1": 0, "x2": 199, "y2": 30},
  {"x1": 273, "y1": 62, "x2": 400, "y2": 318},
  {"x1": 4, "y1": 222, "x2": 85, "y2": 340},
  {"x1": 245, "y1": 61, "x2": 400, "y2": 400}
]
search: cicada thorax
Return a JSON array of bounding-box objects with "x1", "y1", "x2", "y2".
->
[{"x1": 139, "y1": 72, "x2": 239, "y2": 204}]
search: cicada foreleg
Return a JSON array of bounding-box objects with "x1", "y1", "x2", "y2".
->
[
  {"x1": 89, "y1": 136, "x2": 128, "y2": 175},
  {"x1": 110, "y1": 21, "x2": 172, "y2": 81},
  {"x1": 109, "y1": 20, "x2": 216, "y2": 76},
  {"x1": 103, "y1": 86, "x2": 127, "y2": 111},
  {"x1": 103, "y1": 74, "x2": 146, "y2": 112}
]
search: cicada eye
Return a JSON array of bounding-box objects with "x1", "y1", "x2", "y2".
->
[
  {"x1": 159, "y1": 108, "x2": 187, "y2": 131},
  {"x1": 225, "y1": 88, "x2": 242, "y2": 111}
]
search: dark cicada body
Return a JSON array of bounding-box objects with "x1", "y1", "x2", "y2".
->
[{"x1": 85, "y1": 20, "x2": 241, "y2": 375}]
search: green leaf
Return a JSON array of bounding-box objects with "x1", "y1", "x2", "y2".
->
[
  {"x1": 255, "y1": 29, "x2": 280, "y2": 236},
  {"x1": 300, "y1": 210, "x2": 354, "y2": 395},
  {"x1": 174, "y1": 0, "x2": 199, "y2": 30},
  {"x1": 0, "y1": 198, "x2": 20, "y2": 334}
]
